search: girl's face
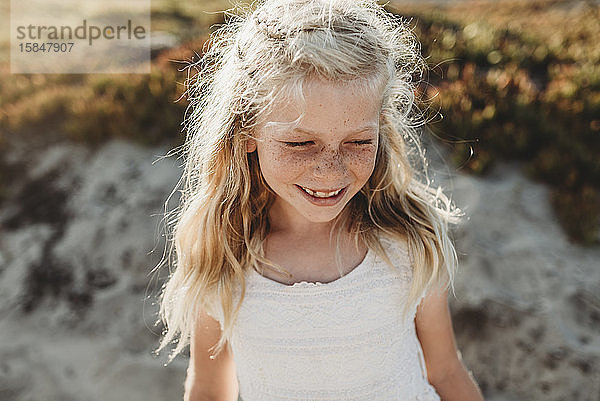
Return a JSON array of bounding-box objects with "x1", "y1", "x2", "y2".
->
[{"x1": 248, "y1": 79, "x2": 381, "y2": 228}]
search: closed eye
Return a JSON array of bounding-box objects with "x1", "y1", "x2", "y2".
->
[
  {"x1": 283, "y1": 141, "x2": 314, "y2": 147},
  {"x1": 282, "y1": 140, "x2": 373, "y2": 147}
]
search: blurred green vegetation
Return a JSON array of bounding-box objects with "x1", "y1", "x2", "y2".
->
[
  {"x1": 0, "y1": 38, "x2": 207, "y2": 147},
  {"x1": 393, "y1": 0, "x2": 600, "y2": 244},
  {"x1": 0, "y1": 0, "x2": 597, "y2": 243},
  {"x1": 0, "y1": 3, "x2": 223, "y2": 149},
  {"x1": 0, "y1": 70, "x2": 184, "y2": 146}
]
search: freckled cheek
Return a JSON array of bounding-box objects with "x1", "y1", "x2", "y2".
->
[
  {"x1": 345, "y1": 147, "x2": 378, "y2": 179},
  {"x1": 258, "y1": 147, "x2": 308, "y2": 181}
]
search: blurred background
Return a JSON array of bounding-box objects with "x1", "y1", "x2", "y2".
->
[{"x1": 0, "y1": 0, "x2": 598, "y2": 400}]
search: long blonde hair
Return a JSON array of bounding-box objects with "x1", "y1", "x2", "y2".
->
[{"x1": 156, "y1": 0, "x2": 461, "y2": 362}]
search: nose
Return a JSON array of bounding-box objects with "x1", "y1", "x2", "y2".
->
[{"x1": 311, "y1": 146, "x2": 347, "y2": 179}]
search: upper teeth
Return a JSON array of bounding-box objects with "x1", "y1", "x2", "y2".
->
[{"x1": 301, "y1": 187, "x2": 342, "y2": 197}]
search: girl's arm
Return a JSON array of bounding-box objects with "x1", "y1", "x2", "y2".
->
[
  {"x1": 415, "y1": 287, "x2": 485, "y2": 401},
  {"x1": 184, "y1": 310, "x2": 238, "y2": 401}
]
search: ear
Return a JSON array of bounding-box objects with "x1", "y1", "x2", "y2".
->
[{"x1": 246, "y1": 138, "x2": 257, "y2": 153}]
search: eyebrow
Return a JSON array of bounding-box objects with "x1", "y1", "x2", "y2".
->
[{"x1": 291, "y1": 124, "x2": 379, "y2": 136}]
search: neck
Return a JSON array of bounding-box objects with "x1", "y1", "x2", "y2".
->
[{"x1": 267, "y1": 199, "x2": 337, "y2": 240}]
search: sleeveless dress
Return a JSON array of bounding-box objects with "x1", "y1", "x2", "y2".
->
[{"x1": 212, "y1": 236, "x2": 441, "y2": 401}]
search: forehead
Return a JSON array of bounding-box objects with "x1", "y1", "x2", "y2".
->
[{"x1": 259, "y1": 79, "x2": 383, "y2": 136}]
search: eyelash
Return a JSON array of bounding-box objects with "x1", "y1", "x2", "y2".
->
[{"x1": 283, "y1": 140, "x2": 373, "y2": 147}]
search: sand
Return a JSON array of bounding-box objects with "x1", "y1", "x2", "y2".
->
[{"x1": 0, "y1": 138, "x2": 598, "y2": 400}]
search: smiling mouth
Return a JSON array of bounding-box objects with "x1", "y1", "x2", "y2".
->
[{"x1": 298, "y1": 186, "x2": 344, "y2": 198}]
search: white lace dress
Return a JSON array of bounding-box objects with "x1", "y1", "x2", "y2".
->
[{"x1": 213, "y1": 237, "x2": 441, "y2": 401}]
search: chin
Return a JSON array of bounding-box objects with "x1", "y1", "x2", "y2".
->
[{"x1": 299, "y1": 204, "x2": 348, "y2": 224}]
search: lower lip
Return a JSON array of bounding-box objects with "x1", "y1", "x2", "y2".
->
[{"x1": 295, "y1": 185, "x2": 348, "y2": 206}]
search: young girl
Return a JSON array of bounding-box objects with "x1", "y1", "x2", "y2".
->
[{"x1": 157, "y1": 1, "x2": 484, "y2": 400}]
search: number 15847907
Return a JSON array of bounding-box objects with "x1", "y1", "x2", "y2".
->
[{"x1": 18, "y1": 42, "x2": 74, "y2": 53}]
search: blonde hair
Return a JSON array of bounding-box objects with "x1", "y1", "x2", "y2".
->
[{"x1": 156, "y1": 0, "x2": 461, "y2": 362}]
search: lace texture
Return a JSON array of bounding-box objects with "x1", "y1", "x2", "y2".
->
[{"x1": 215, "y1": 237, "x2": 441, "y2": 401}]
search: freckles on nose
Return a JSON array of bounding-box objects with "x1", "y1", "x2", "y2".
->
[{"x1": 312, "y1": 149, "x2": 347, "y2": 176}]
